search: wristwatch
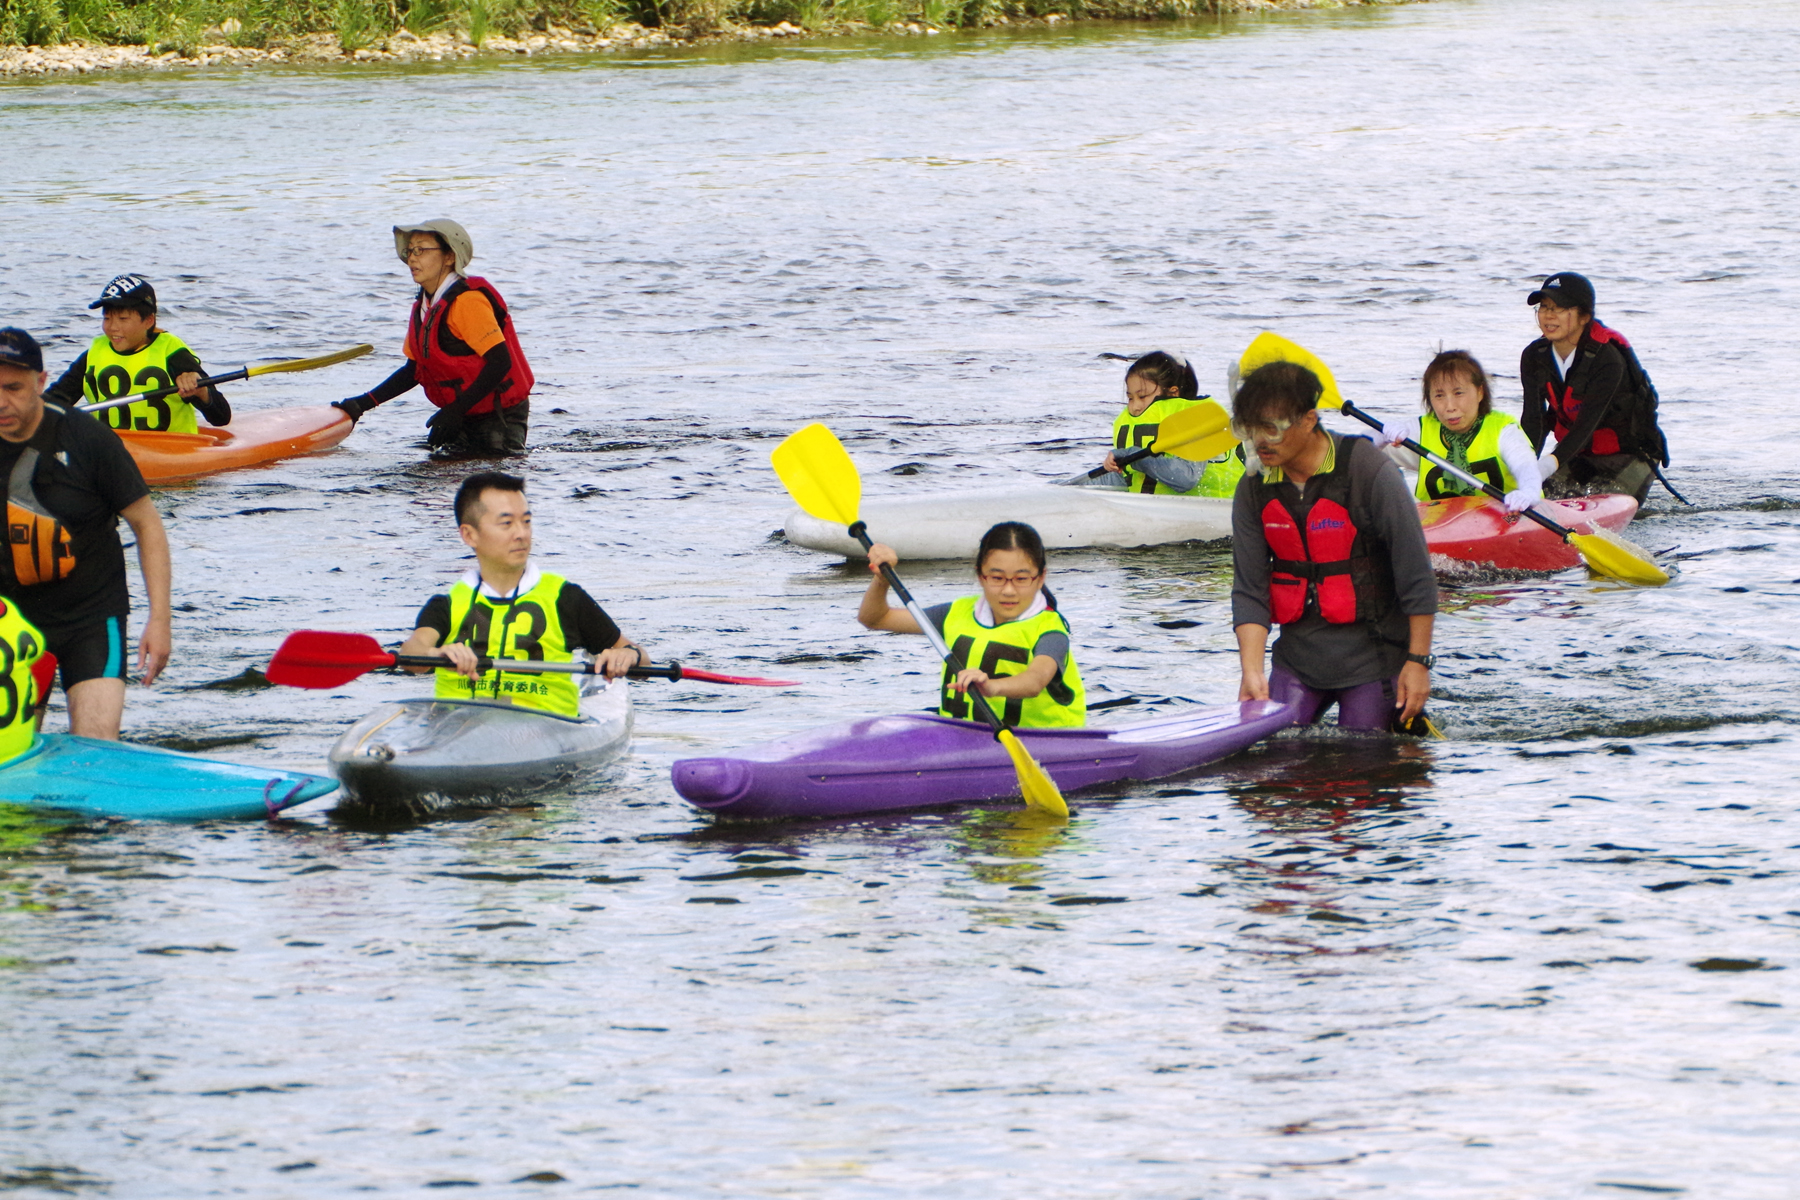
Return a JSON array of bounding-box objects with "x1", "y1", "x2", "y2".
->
[{"x1": 1405, "y1": 652, "x2": 1435, "y2": 669}]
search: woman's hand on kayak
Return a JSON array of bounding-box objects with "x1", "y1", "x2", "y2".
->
[
  {"x1": 1396, "y1": 661, "x2": 1430, "y2": 722},
  {"x1": 437, "y1": 642, "x2": 483, "y2": 681},
  {"x1": 1238, "y1": 667, "x2": 1269, "y2": 702}
]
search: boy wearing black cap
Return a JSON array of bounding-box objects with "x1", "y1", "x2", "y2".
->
[
  {"x1": 1519, "y1": 272, "x2": 1669, "y2": 504},
  {"x1": 44, "y1": 274, "x2": 230, "y2": 434},
  {"x1": 0, "y1": 328, "x2": 172, "y2": 739}
]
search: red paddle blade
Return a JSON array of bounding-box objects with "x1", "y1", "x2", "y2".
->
[
  {"x1": 678, "y1": 667, "x2": 796, "y2": 687},
  {"x1": 267, "y1": 630, "x2": 397, "y2": 689}
]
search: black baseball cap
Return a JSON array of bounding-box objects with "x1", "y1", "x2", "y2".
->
[
  {"x1": 0, "y1": 328, "x2": 44, "y2": 372},
  {"x1": 1527, "y1": 272, "x2": 1595, "y2": 312},
  {"x1": 89, "y1": 273, "x2": 157, "y2": 311}
]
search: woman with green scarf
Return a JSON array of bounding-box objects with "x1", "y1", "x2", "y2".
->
[{"x1": 1376, "y1": 349, "x2": 1544, "y2": 512}]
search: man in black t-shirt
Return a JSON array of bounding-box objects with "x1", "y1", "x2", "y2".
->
[
  {"x1": 398, "y1": 470, "x2": 642, "y2": 717},
  {"x1": 0, "y1": 328, "x2": 172, "y2": 739}
]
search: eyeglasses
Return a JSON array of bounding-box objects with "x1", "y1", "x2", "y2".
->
[
  {"x1": 981, "y1": 571, "x2": 1041, "y2": 588},
  {"x1": 405, "y1": 245, "x2": 447, "y2": 260}
]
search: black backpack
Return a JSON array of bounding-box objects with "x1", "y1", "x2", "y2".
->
[{"x1": 1589, "y1": 321, "x2": 1670, "y2": 466}]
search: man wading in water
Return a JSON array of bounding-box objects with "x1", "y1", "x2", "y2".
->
[
  {"x1": 1229, "y1": 361, "x2": 1439, "y2": 732},
  {"x1": 0, "y1": 328, "x2": 172, "y2": 739},
  {"x1": 334, "y1": 220, "x2": 535, "y2": 460}
]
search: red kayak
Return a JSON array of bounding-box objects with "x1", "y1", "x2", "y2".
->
[{"x1": 1420, "y1": 493, "x2": 1638, "y2": 572}]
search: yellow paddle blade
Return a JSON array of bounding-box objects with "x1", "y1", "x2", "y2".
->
[
  {"x1": 1148, "y1": 399, "x2": 1232, "y2": 459},
  {"x1": 243, "y1": 343, "x2": 374, "y2": 378},
  {"x1": 1238, "y1": 332, "x2": 1345, "y2": 411},
  {"x1": 1568, "y1": 527, "x2": 1671, "y2": 586},
  {"x1": 997, "y1": 729, "x2": 1068, "y2": 818},
  {"x1": 772, "y1": 423, "x2": 862, "y2": 527}
]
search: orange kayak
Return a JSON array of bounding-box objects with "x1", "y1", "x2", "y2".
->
[{"x1": 118, "y1": 406, "x2": 352, "y2": 484}]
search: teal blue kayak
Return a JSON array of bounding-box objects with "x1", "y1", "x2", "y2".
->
[{"x1": 0, "y1": 735, "x2": 337, "y2": 821}]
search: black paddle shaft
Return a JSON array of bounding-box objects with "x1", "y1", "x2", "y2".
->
[
  {"x1": 846, "y1": 519, "x2": 1012, "y2": 735},
  {"x1": 390, "y1": 652, "x2": 683, "y2": 681},
  {"x1": 107, "y1": 365, "x2": 251, "y2": 406},
  {"x1": 1082, "y1": 442, "x2": 1158, "y2": 480},
  {"x1": 1339, "y1": 400, "x2": 1575, "y2": 542}
]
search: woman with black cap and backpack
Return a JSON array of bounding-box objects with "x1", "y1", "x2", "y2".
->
[
  {"x1": 1519, "y1": 271, "x2": 1670, "y2": 504},
  {"x1": 333, "y1": 219, "x2": 536, "y2": 460}
]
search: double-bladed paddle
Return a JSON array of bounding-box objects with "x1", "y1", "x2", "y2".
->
[
  {"x1": 265, "y1": 630, "x2": 796, "y2": 690},
  {"x1": 79, "y1": 344, "x2": 375, "y2": 417},
  {"x1": 771, "y1": 423, "x2": 1069, "y2": 819},
  {"x1": 1066, "y1": 398, "x2": 1241, "y2": 484},
  {"x1": 1235, "y1": 332, "x2": 1670, "y2": 587}
]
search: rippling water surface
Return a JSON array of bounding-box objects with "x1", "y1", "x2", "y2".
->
[{"x1": 3, "y1": 0, "x2": 1798, "y2": 1194}]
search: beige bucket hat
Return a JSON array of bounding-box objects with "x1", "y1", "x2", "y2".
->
[{"x1": 393, "y1": 219, "x2": 473, "y2": 274}]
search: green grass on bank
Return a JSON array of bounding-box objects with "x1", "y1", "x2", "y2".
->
[{"x1": 0, "y1": 0, "x2": 1246, "y2": 54}]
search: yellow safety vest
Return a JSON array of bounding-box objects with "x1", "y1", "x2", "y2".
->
[
  {"x1": 1197, "y1": 441, "x2": 1248, "y2": 498},
  {"x1": 435, "y1": 572, "x2": 581, "y2": 718},
  {"x1": 937, "y1": 596, "x2": 1085, "y2": 729},
  {"x1": 0, "y1": 598, "x2": 46, "y2": 763},
  {"x1": 1415, "y1": 411, "x2": 1522, "y2": 500},
  {"x1": 83, "y1": 331, "x2": 202, "y2": 434},
  {"x1": 1111, "y1": 396, "x2": 1212, "y2": 495}
]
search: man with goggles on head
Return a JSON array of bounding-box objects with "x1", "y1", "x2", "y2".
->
[{"x1": 1228, "y1": 361, "x2": 1438, "y2": 733}]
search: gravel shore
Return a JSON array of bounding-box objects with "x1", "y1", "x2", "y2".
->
[{"x1": 1, "y1": 1, "x2": 1414, "y2": 78}]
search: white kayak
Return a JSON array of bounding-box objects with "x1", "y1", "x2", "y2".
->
[
  {"x1": 784, "y1": 484, "x2": 1234, "y2": 560},
  {"x1": 328, "y1": 679, "x2": 633, "y2": 817}
]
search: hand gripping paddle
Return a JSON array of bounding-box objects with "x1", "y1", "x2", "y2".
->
[
  {"x1": 771, "y1": 423, "x2": 1069, "y2": 818},
  {"x1": 1235, "y1": 332, "x2": 1670, "y2": 587},
  {"x1": 80, "y1": 344, "x2": 375, "y2": 417},
  {"x1": 266, "y1": 630, "x2": 796, "y2": 689}
]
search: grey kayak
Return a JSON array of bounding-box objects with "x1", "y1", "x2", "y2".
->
[{"x1": 329, "y1": 680, "x2": 632, "y2": 816}]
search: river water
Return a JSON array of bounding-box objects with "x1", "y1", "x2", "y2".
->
[{"x1": 2, "y1": 0, "x2": 1798, "y2": 1194}]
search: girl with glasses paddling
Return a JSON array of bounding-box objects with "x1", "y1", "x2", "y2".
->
[{"x1": 858, "y1": 522, "x2": 1085, "y2": 729}]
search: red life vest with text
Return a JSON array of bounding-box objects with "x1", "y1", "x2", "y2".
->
[
  {"x1": 406, "y1": 276, "x2": 534, "y2": 416},
  {"x1": 1255, "y1": 437, "x2": 1387, "y2": 626}
]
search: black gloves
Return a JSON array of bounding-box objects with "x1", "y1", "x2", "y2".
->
[
  {"x1": 332, "y1": 394, "x2": 378, "y2": 422},
  {"x1": 424, "y1": 405, "x2": 465, "y2": 447}
]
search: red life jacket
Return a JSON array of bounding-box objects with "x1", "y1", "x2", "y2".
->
[
  {"x1": 1254, "y1": 436, "x2": 1390, "y2": 626},
  {"x1": 1544, "y1": 321, "x2": 1640, "y2": 457},
  {"x1": 405, "y1": 276, "x2": 535, "y2": 416}
]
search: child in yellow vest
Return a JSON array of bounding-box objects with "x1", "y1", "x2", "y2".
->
[
  {"x1": 1375, "y1": 349, "x2": 1543, "y2": 510},
  {"x1": 1097, "y1": 350, "x2": 1245, "y2": 498},
  {"x1": 45, "y1": 276, "x2": 230, "y2": 434},
  {"x1": 858, "y1": 522, "x2": 1085, "y2": 728}
]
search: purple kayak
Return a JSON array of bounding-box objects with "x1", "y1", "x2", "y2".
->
[{"x1": 671, "y1": 699, "x2": 1298, "y2": 820}]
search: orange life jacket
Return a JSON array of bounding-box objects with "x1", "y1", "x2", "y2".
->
[
  {"x1": 405, "y1": 276, "x2": 535, "y2": 416},
  {"x1": 6, "y1": 405, "x2": 77, "y2": 589}
]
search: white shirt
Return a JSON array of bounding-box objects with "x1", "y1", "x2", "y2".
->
[{"x1": 459, "y1": 561, "x2": 541, "y2": 602}]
